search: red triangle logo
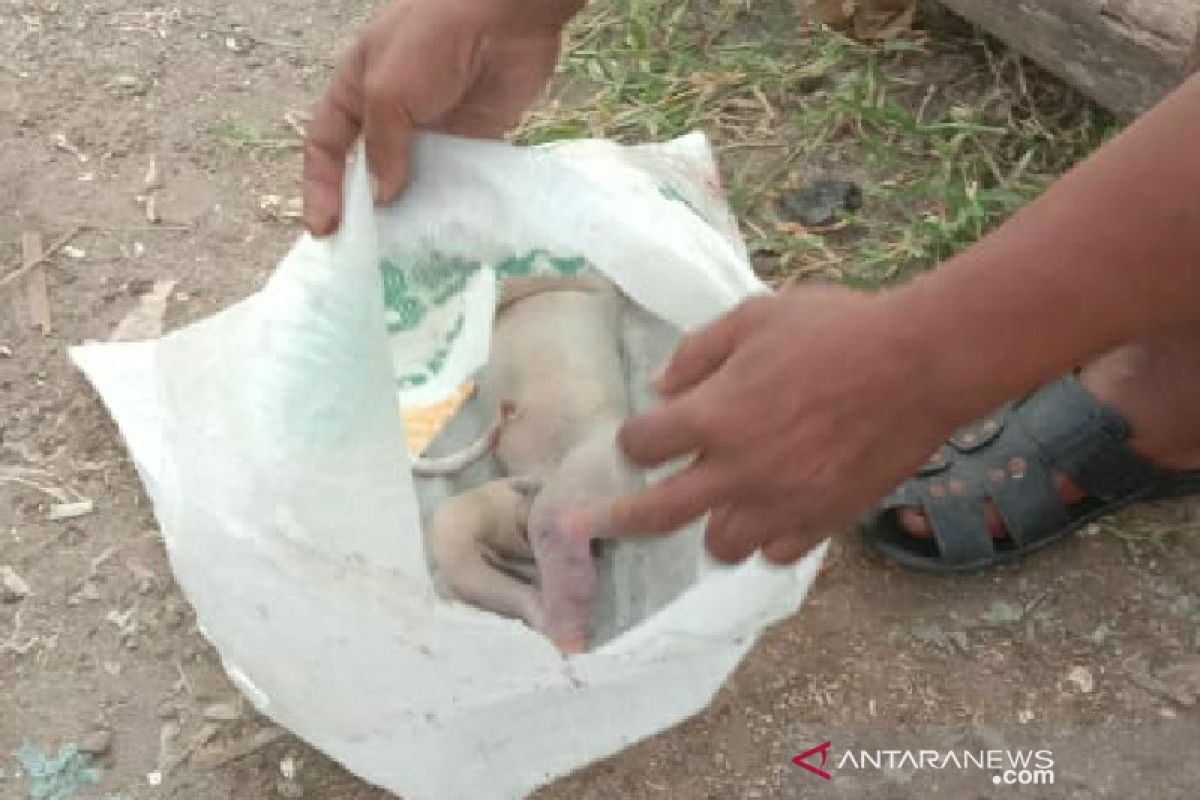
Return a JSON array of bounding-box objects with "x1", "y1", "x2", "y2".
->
[{"x1": 792, "y1": 740, "x2": 832, "y2": 780}]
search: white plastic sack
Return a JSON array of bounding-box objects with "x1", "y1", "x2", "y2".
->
[{"x1": 71, "y1": 133, "x2": 826, "y2": 799}]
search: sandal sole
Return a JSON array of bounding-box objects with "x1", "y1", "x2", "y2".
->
[{"x1": 862, "y1": 479, "x2": 1200, "y2": 576}]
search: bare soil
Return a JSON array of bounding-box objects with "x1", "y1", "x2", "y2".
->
[{"x1": 2, "y1": 2, "x2": 1198, "y2": 799}]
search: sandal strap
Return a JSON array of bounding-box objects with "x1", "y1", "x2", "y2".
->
[
  {"x1": 986, "y1": 440, "x2": 1070, "y2": 549},
  {"x1": 919, "y1": 491, "x2": 995, "y2": 566},
  {"x1": 1014, "y1": 375, "x2": 1164, "y2": 501},
  {"x1": 878, "y1": 480, "x2": 997, "y2": 566},
  {"x1": 874, "y1": 374, "x2": 1160, "y2": 568}
]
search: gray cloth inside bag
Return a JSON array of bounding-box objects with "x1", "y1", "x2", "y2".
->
[{"x1": 415, "y1": 294, "x2": 700, "y2": 646}]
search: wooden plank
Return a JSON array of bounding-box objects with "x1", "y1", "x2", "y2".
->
[
  {"x1": 8, "y1": 263, "x2": 24, "y2": 328},
  {"x1": 938, "y1": 0, "x2": 1200, "y2": 117},
  {"x1": 21, "y1": 231, "x2": 51, "y2": 334},
  {"x1": 0, "y1": 226, "x2": 84, "y2": 290}
]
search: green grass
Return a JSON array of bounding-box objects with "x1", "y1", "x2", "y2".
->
[
  {"x1": 803, "y1": 42, "x2": 1116, "y2": 282},
  {"x1": 516, "y1": 0, "x2": 1118, "y2": 286},
  {"x1": 213, "y1": 115, "x2": 301, "y2": 152}
]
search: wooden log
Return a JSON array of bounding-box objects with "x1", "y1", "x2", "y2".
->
[{"x1": 937, "y1": 0, "x2": 1200, "y2": 117}]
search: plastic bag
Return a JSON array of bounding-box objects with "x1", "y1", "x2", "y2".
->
[{"x1": 70, "y1": 133, "x2": 826, "y2": 800}]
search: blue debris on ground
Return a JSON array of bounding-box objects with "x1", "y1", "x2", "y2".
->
[
  {"x1": 13, "y1": 743, "x2": 103, "y2": 800},
  {"x1": 778, "y1": 178, "x2": 864, "y2": 227}
]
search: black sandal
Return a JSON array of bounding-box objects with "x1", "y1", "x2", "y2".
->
[{"x1": 863, "y1": 374, "x2": 1200, "y2": 574}]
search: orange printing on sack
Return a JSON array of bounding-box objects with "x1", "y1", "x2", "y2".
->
[{"x1": 401, "y1": 382, "x2": 474, "y2": 456}]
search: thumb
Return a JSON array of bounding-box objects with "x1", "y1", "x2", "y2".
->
[{"x1": 303, "y1": 43, "x2": 368, "y2": 236}]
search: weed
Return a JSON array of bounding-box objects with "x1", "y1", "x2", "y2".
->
[
  {"x1": 213, "y1": 115, "x2": 301, "y2": 152},
  {"x1": 517, "y1": 0, "x2": 1116, "y2": 286}
]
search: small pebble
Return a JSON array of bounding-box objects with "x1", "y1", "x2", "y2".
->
[
  {"x1": 1, "y1": 565, "x2": 30, "y2": 603},
  {"x1": 78, "y1": 728, "x2": 114, "y2": 756},
  {"x1": 162, "y1": 605, "x2": 185, "y2": 628},
  {"x1": 276, "y1": 777, "x2": 304, "y2": 798},
  {"x1": 1066, "y1": 665, "x2": 1095, "y2": 694}
]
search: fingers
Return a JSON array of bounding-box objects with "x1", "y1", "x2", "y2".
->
[
  {"x1": 621, "y1": 299, "x2": 769, "y2": 466},
  {"x1": 303, "y1": 44, "x2": 367, "y2": 236},
  {"x1": 556, "y1": 634, "x2": 587, "y2": 655},
  {"x1": 302, "y1": 5, "x2": 563, "y2": 236},
  {"x1": 362, "y1": 73, "x2": 417, "y2": 205},
  {"x1": 706, "y1": 503, "x2": 824, "y2": 565},
  {"x1": 652, "y1": 303, "x2": 746, "y2": 397},
  {"x1": 360, "y1": 10, "x2": 481, "y2": 206},
  {"x1": 608, "y1": 459, "x2": 734, "y2": 536},
  {"x1": 618, "y1": 397, "x2": 706, "y2": 468},
  {"x1": 438, "y1": 34, "x2": 562, "y2": 138},
  {"x1": 704, "y1": 504, "x2": 780, "y2": 563},
  {"x1": 304, "y1": 5, "x2": 475, "y2": 232},
  {"x1": 761, "y1": 534, "x2": 821, "y2": 565}
]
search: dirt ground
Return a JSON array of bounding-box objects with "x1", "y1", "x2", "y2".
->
[{"x1": 2, "y1": 1, "x2": 1199, "y2": 799}]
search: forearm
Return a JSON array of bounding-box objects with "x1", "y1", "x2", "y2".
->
[{"x1": 894, "y1": 73, "x2": 1200, "y2": 425}]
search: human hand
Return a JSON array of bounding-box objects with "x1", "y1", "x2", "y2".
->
[
  {"x1": 303, "y1": 0, "x2": 582, "y2": 235},
  {"x1": 610, "y1": 285, "x2": 958, "y2": 564}
]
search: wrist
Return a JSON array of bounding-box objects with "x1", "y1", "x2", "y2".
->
[
  {"x1": 882, "y1": 245, "x2": 1096, "y2": 430},
  {"x1": 455, "y1": 0, "x2": 585, "y2": 31},
  {"x1": 855, "y1": 283, "x2": 975, "y2": 440}
]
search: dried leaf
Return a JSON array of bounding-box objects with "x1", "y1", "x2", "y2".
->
[
  {"x1": 1155, "y1": 657, "x2": 1200, "y2": 707},
  {"x1": 144, "y1": 156, "x2": 162, "y2": 190},
  {"x1": 110, "y1": 279, "x2": 176, "y2": 341},
  {"x1": 979, "y1": 599, "x2": 1023, "y2": 626},
  {"x1": 852, "y1": 0, "x2": 917, "y2": 40},
  {"x1": 144, "y1": 194, "x2": 160, "y2": 224},
  {"x1": 1, "y1": 565, "x2": 30, "y2": 602},
  {"x1": 810, "y1": 0, "x2": 854, "y2": 29},
  {"x1": 193, "y1": 727, "x2": 286, "y2": 769},
  {"x1": 48, "y1": 499, "x2": 95, "y2": 520},
  {"x1": 202, "y1": 700, "x2": 243, "y2": 722},
  {"x1": 809, "y1": 0, "x2": 916, "y2": 40},
  {"x1": 78, "y1": 728, "x2": 114, "y2": 756}
]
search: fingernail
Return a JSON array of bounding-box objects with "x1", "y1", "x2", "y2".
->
[
  {"x1": 650, "y1": 366, "x2": 667, "y2": 393},
  {"x1": 556, "y1": 635, "x2": 587, "y2": 655},
  {"x1": 306, "y1": 212, "x2": 335, "y2": 238}
]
